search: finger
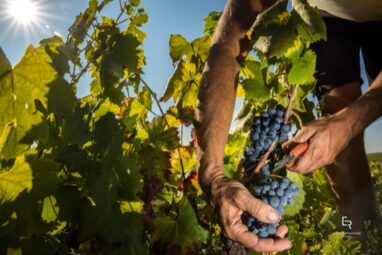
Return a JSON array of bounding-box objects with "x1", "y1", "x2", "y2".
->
[
  {"x1": 253, "y1": 236, "x2": 292, "y2": 252},
  {"x1": 229, "y1": 223, "x2": 292, "y2": 253},
  {"x1": 289, "y1": 146, "x2": 316, "y2": 173},
  {"x1": 237, "y1": 192, "x2": 280, "y2": 224},
  {"x1": 275, "y1": 224, "x2": 288, "y2": 239},
  {"x1": 291, "y1": 126, "x2": 316, "y2": 144}
]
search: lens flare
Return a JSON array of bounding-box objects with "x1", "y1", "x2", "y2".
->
[{"x1": 8, "y1": 0, "x2": 38, "y2": 25}]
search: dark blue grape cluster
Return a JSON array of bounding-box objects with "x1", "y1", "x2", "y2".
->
[
  {"x1": 242, "y1": 105, "x2": 300, "y2": 238},
  {"x1": 246, "y1": 176, "x2": 299, "y2": 237},
  {"x1": 243, "y1": 105, "x2": 291, "y2": 172}
]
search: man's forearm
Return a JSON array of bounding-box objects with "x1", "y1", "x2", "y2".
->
[
  {"x1": 195, "y1": 0, "x2": 272, "y2": 195},
  {"x1": 344, "y1": 71, "x2": 382, "y2": 138}
]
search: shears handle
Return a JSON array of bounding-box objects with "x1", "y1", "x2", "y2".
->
[{"x1": 286, "y1": 142, "x2": 308, "y2": 167}]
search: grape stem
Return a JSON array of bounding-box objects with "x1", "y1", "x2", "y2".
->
[{"x1": 246, "y1": 85, "x2": 297, "y2": 183}]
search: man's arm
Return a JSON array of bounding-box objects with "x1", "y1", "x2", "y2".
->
[
  {"x1": 195, "y1": 0, "x2": 292, "y2": 252},
  {"x1": 289, "y1": 71, "x2": 382, "y2": 172}
]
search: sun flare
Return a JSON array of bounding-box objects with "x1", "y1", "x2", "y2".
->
[{"x1": 7, "y1": 0, "x2": 39, "y2": 25}]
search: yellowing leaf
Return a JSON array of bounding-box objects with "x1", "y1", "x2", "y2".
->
[
  {"x1": 170, "y1": 147, "x2": 195, "y2": 175},
  {"x1": 42, "y1": 195, "x2": 59, "y2": 223},
  {"x1": 169, "y1": 34, "x2": 191, "y2": 63}
]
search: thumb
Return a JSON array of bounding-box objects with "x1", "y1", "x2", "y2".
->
[
  {"x1": 292, "y1": 126, "x2": 316, "y2": 143},
  {"x1": 283, "y1": 126, "x2": 316, "y2": 151},
  {"x1": 240, "y1": 192, "x2": 280, "y2": 224}
]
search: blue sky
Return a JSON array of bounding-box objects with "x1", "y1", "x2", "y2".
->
[{"x1": 0, "y1": 0, "x2": 381, "y2": 153}]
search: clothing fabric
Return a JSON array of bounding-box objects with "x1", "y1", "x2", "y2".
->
[
  {"x1": 310, "y1": 17, "x2": 382, "y2": 98},
  {"x1": 308, "y1": 0, "x2": 382, "y2": 22}
]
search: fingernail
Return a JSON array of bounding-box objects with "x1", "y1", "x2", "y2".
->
[{"x1": 267, "y1": 211, "x2": 279, "y2": 222}]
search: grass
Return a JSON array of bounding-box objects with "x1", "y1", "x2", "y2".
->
[{"x1": 367, "y1": 152, "x2": 382, "y2": 162}]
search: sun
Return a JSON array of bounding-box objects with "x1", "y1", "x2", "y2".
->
[
  {"x1": 8, "y1": 0, "x2": 38, "y2": 25},
  {"x1": 7, "y1": 0, "x2": 40, "y2": 25},
  {"x1": 0, "y1": 0, "x2": 58, "y2": 42}
]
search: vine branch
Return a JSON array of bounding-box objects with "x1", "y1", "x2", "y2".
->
[{"x1": 140, "y1": 77, "x2": 187, "y2": 182}]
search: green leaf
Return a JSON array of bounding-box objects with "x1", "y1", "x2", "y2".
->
[
  {"x1": 138, "y1": 86, "x2": 152, "y2": 111},
  {"x1": 160, "y1": 59, "x2": 196, "y2": 104},
  {"x1": 322, "y1": 232, "x2": 345, "y2": 255},
  {"x1": 0, "y1": 155, "x2": 59, "y2": 204},
  {"x1": 67, "y1": 0, "x2": 98, "y2": 47},
  {"x1": 0, "y1": 156, "x2": 33, "y2": 203},
  {"x1": 0, "y1": 48, "x2": 12, "y2": 75},
  {"x1": 151, "y1": 198, "x2": 209, "y2": 251},
  {"x1": 241, "y1": 61, "x2": 270, "y2": 103},
  {"x1": 129, "y1": 0, "x2": 140, "y2": 7},
  {"x1": 190, "y1": 36, "x2": 211, "y2": 62},
  {"x1": 284, "y1": 171, "x2": 305, "y2": 216},
  {"x1": 170, "y1": 147, "x2": 195, "y2": 175},
  {"x1": 145, "y1": 117, "x2": 180, "y2": 151},
  {"x1": 41, "y1": 195, "x2": 59, "y2": 223},
  {"x1": 292, "y1": 0, "x2": 327, "y2": 42},
  {"x1": 0, "y1": 39, "x2": 69, "y2": 159},
  {"x1": 252, "y1": 16, "x2": 298, "y2": 58},
  {"x1": 288, "y1": 49, "x2": 316, "y2": 85},
  {"x1": 252, "y1": 0, "x2": 288, "y2": 28},
  {"x1": 131, "y1": 12, "x2": 148, "y2": 26},
  {"x1": 203, "y1": 11, "x2": 221, "y2": 36},
  {"x1": 169, "y1": 35, "x2": 191, "y2": 63},
  {"x1": 100, "y1": 33, "x2": 144, "y2": 88}
]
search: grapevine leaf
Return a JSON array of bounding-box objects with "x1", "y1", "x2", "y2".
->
[
  {"x1": 138, "y1": 86, "x2": 152, "y2": 111},
  {"x1": 151, "y1": 198, "x2": 209, "y2": 250},
  {"x1": 234, "y1": 101, "x2": 253, "y2": 132},
  {"x1": 288, "y1": 49, "x2": 316, "y2": 85},
  {"x1": 278, "y1": 221, "x2": 305, "y2": 255},
  {"x1": 242, "y1": 62, "x2": 270, "y2": 103},
  {"x1": 321, "y1": 232, "x2": 345, "y2": 255},
  {"x1": 252, "y1": 0, "x2": 288, "y2": 28},
  {"x1": 292, "y1": 0, "x2": 327, "y2": 42},
  {"x1": 131, "y1": 12, "x2": 148, "y2": 26},
  {"x1": 67, "y1": 0, "x2": 98, "y2": 48},
  {"x1": 100, "y1": 33, "x2": 144, "y2": 88},
  {"x1": 190, "y1": 36, "x2": 211, "y2": 62},
  {"x1": 284, "y1": 171, "x2": 305, "y2": 216},
  {"x1": 252, "y1": 16, "x2": 298, "y2": 58},
  {"x1": 145, "y1": 117, "x2": 180, "y2": 151},
  {"x1": 224, "y1": 132, "x2": 246, "y2": 163},
  {"x1": 129, "y1": 0, "x2": 140, "y2": 7},
  {"x1": 0, "y1": 156, "x2": 33, "y2": 203},
  {"x1": 0, "y1": 155, "x2": 59, "y2": 204},
  {"x1": 203, "y1": 11, "x2": 221, "y2": 36},
  {"x1": 0, "y1": 48, "x2": 12, "y2": 74},
  {"x1": 169, "y1": 34, "x2": 191, "y2": 64},
  {"x1": 170, "y1": 147, "x2": 195, "y2": 175},
  {"x1": 41, "y1": 195, "x2": 59, "y2": 223},
  {"x1": 160, "y1": 60, "x2": 195, "y2": 102},
  {"x1": 0, "y1": 39, "x2": 69, "y2": 159}
]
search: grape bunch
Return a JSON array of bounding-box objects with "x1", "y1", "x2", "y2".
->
[
  {"x1": 243, "y1": 105, "x2": 291, "y2": 172},
  {"x1": 242, "y1": 105, "x2": 300, "y2": 238}
]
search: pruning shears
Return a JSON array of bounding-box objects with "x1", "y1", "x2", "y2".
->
[{"x1": 271, "y1": 142, "x2": 309, "y2": 172}]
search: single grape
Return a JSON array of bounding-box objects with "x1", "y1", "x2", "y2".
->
[
  {"x1": 270, "y1": 196, "x2": 280, "y2": 207},
  {"x1": 276, "y1": 188, "x2": 284, "y2": 197}
]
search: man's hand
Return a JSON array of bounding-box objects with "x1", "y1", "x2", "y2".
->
[
  {"x1": 284, "y1": 113, "x2": 353, "y2": 173},
  {"x1": 209, "y1": 176, "x2": 292, "y2": 252}
]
